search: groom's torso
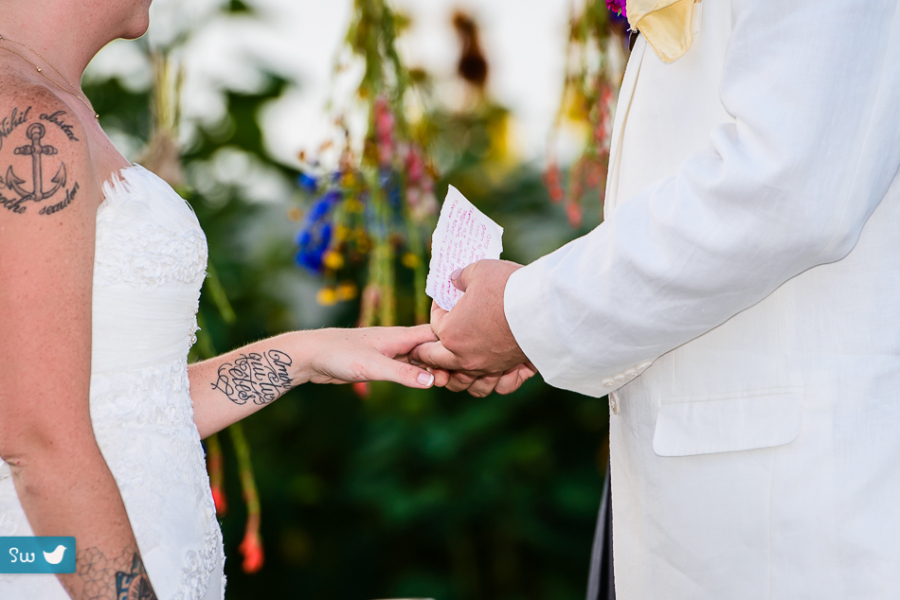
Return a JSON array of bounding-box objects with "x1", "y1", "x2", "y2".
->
[{"x1": 607, "y1": 1, "x2": 900, "y2": 598}]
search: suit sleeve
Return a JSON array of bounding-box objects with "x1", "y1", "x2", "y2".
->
[{"x1": 505, "y1": 0, "x2": 900, "y2": 397}]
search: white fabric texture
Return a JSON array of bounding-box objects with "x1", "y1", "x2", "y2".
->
[
  {"x1": 0, "y1": 165, "x2": 225, "y2": 599},
  {"x1": 505, "y1": 0, "x2": 900, "y2": 597}
]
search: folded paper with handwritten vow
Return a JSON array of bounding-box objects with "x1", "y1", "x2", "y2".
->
[{"x1": 426, "y1": 185, "x2": 504, "y2": 311}]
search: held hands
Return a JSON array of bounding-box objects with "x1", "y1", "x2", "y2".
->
[
  {"x1": 410, "y1": 259, "x2": 537, "y2": 397},
  {"x1": 305, "y1": 260, "x2": 536, "y2": 396},
  {"x1": 306, "y1": 325, "x2": 438, "y2": 389}
]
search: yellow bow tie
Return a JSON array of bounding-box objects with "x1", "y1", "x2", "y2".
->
[{"x1": 626, "y1": 0, "x2": 697, "y2": 63}]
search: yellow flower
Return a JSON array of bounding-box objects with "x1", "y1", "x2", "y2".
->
[
  {"x1": 345, "y1": 198, "x2": 364, "y2": 213},
  {"x1": 336, "y1": 281, "x2": 358, "y2": 301},
  {"x1": 316, "y1": 287, "x2": 338, "y2": 306},
  {"x1": 323, "y1": 251, "x2": 344, "y2": 271},
  {"x1": 336, "y1": 225, "x2": 350, "y2": 241},
  {"x1": 287, "y1": 207, "x2": 304, "y2": 222},
  {"x1": 401, "y1": 252, "x2": 420, "y2": 269}
]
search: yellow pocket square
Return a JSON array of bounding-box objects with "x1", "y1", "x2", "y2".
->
[{"x1": 627, "y1": 0, "x2": 697, "y2": 63}]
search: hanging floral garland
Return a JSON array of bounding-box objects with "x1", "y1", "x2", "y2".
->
[
  {"x1": 544, "y1": 0, "x2": 629, "y2": 228},
  {"x1": 293, "y1": 0, "x2": 438, "y2": 331}
]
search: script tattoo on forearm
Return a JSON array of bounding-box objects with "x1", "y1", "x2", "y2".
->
[
  {"x1": 0, "y1": 105, "x2": 80, "y2": 216},
  {"x1": 211, "y1": 349, "x2": 294, "y2": 405},
  {"x1": 75, "y1": 546, "x2": 157, "y2": 600}
]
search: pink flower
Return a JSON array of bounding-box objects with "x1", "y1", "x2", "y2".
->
[
  {"x1": 406, "y1": 146, "x2": 424, "y2": 182},
  {"x1": 353, "y1": 381, "x2": 371, "y2": 399},
  {"x1": 374, "y1": 96, "x2": 396, "y2": 166},
  {"x1": 566, "y1": 201, "x2": 584, "y2": 229},
  {"x1": 607, "y1": 0, "x2": 627, "y2": 18},
  {"x1": 543, "y1": 163, "x2": 564, "y2": 203}
]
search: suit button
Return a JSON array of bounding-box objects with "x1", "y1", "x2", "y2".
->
[
  {"x1": 602, "y1": 378, "x2": 616, "y2": 388},
  {"x1": 636, "y1": 361, "x2": 653, "y2": 373},
  {"x1": 624, "y1": 368, "x2": 637, "y2": 378},
  {"x1": 614, "y1": 374, "x2": 625, "y2": 384}
]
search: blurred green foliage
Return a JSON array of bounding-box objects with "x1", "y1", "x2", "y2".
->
[{"x1": 84, "y1": 6, "x2": 610, "y2": 599}]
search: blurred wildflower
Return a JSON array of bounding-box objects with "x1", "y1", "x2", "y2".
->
[
  {"x1": 374, "y1": 96, "x2": 396, "y2": 167},
  {"x1": 323, "y1": 250, "x2": 345, "y2": 271},
  {"x1": 206, "y1": 433, "x2": 227, "y2": 516},
  {"x1": 544, "y1": 162, "x2": 565, "y2": 203},
  {"x1": 294, "y1": 192, "x2": 340, "y2": 274},
  {"x1": 401, "y1": 252, "x2": 420, "y2": 269},
  {"x1": 545, "y1": 0, "x2": 625, "y2": 228},
  {"x1": 239, "y1": 515, "x2": 264, "y2": 574},
  {"x1": 316, "y1": 287, "x2": 338, "y2": 306},
  {"x1": 230, "y1": 421, "x2": 263, "y2": 574},
  {"x1": 292, "y1": 0, "x2": 439, "y2": 327},
  {"x1": 566, "y1": 201, "x2": 584, "y2": 229},
  {"x1": 606, "y1": 0, "x2": 627, "y2": 18},
  {"x1": 336, "y1": 281, "x2": 359, "y2": 301},
  {"x1": 353, "y1": 381, "x2": 371, "y2": 399},
  {"x1": 297, "y1": 172, "x2": 319, "y2": 193}
]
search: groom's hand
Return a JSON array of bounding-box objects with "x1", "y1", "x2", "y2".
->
[{"x1": 410, "y1": 259, "x2": 535, "y2": 396}]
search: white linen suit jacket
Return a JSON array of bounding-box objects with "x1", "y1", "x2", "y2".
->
[{"x1": 505, "y1": 1, "x2": 900, "y2": 598}]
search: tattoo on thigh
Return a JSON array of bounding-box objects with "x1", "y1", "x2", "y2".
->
[
  {"x1": 0, "y1": 105, "x2": 80, "y2": 216},
  {"x1": 211, "y1": 349, "x2": 294, "y2": 405},
  {"x1": 75, "y1": 546, "x2": 157, "y2": 600}
]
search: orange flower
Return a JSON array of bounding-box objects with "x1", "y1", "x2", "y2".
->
[
  {"x1": 206, "y1": 435, "x2": 226, "y2": 516},
  {"x1": 211, "y1": 485, "x2": 227, "y2": 516},
  {"x1": 336, "y1": 281, "x2": 358, "y2": 301},
  {"x1": 239, "y1": 518, "x2": 264, "y2": 574}
]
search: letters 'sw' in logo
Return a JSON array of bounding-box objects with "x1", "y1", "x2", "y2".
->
[{"x1": 0, "y1": 536, "x2": 76, "y2": 573}]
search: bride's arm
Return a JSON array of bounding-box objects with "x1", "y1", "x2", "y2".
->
[
  {"x1": 0, "y1": 89, "x2": 159, "y2": 599},
  {"x1": 188, "y1": 325, "x2": 437, "y2": 438}
]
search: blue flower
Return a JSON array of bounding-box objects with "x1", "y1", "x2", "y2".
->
[
  {"x1": 295, "y1": 229, "x2": 311, "y2": 247},
  {"x1": 294, "y1": 199, "x2": 337, "y2": 275},
  {"x1": 309, "y1": 198, "x2": 330, "y2": 220},
  {"x1": 297, "y1": 172, "x2": 319, "y2": 193},
  {"x1": 295, "y1": 250, "x2": 323, "y2": 273}
]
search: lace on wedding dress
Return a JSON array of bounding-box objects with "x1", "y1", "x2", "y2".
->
[{"x1": 0, "y1": 165, "x2": 225, "y2": 600}]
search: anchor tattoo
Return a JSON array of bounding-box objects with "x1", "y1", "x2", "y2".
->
[{"x1": 3, "y1": 122, "x2": 67, "y2": 211}]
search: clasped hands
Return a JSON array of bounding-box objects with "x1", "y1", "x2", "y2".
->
[
  {"x1": 305, "y1": 259, "x2": 535, "y2": 396},
  {"x1": 409, "y1": 259, "x2": 537, "y2": 397}
]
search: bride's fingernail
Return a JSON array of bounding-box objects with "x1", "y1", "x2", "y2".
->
[
  {"x1": 418, "y1": 372, "x2": 435, "y2": 387},
  {"x1": 450, "y1": 268, "x2": 462, "y2": 282}
]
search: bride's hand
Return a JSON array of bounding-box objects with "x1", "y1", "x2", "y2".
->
[{"x1": 305, "y1": 324, "x2": 438, "y2": 389}]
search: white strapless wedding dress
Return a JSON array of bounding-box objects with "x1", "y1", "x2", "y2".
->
[{"x1": 0, "y1": 165, "x2": 225, "y2": 599}]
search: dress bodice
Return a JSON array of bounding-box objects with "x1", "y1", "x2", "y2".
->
[
  {"x1": 0, "y1": 165, "x2": 225, "y2": 600},
  {"x1": 92, "y1": 165, "x2": 208, "y2": 373}
]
